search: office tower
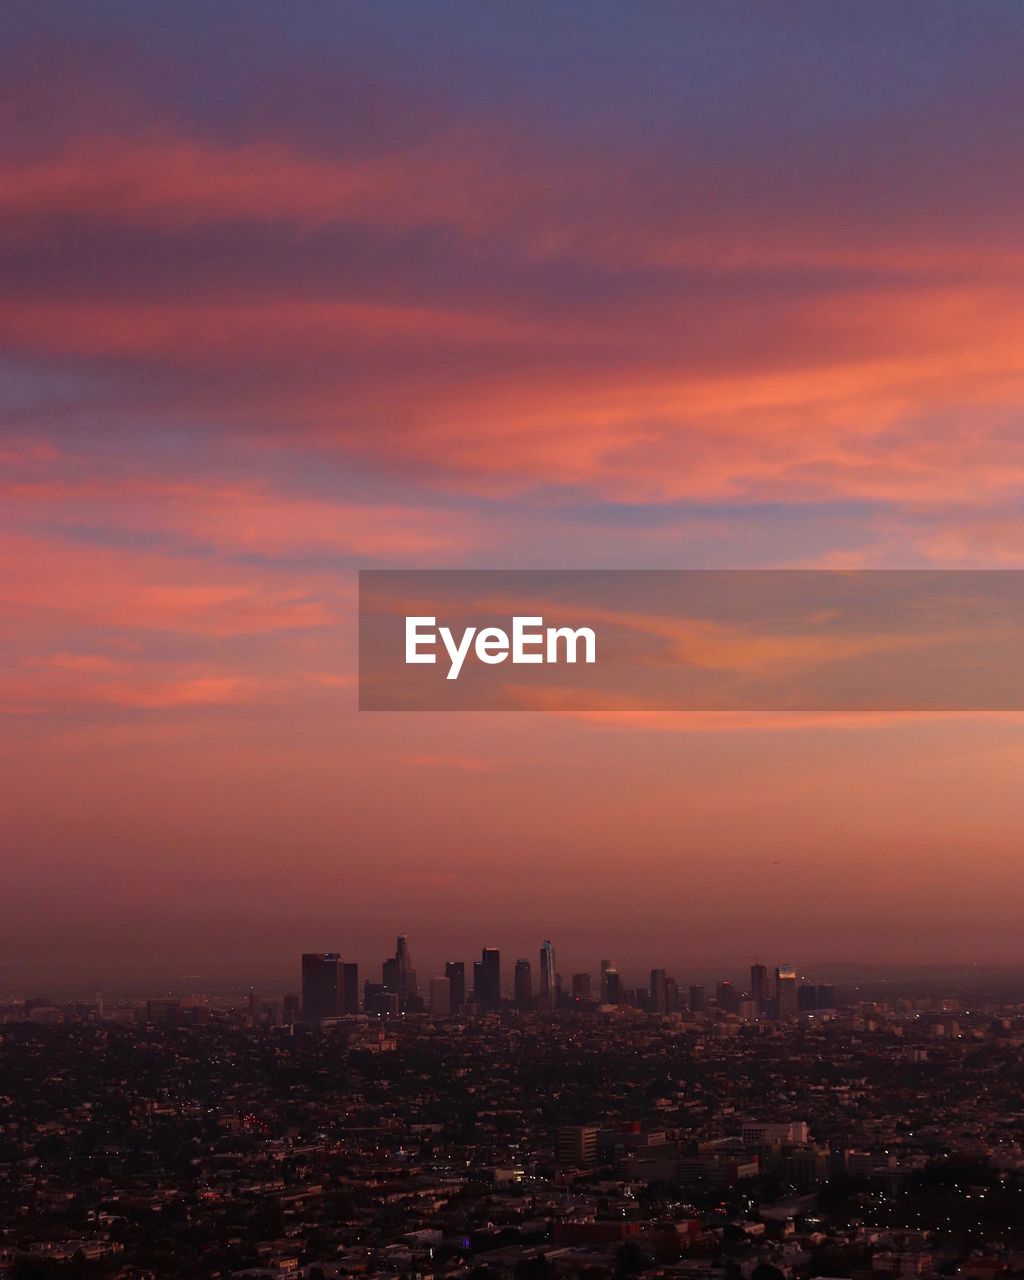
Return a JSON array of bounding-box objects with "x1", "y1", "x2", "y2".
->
[
  {"x1": 514, "y1": 958, "x2": 533, "y2": 1011},
  {"x1": 798, "y1": 983, "x2": 819, "y2": 1012},
  {"x1": 381, "y1": 935, "x2": 417, "y2": 1003},
  {"x1": 367, "y1": 989, "x2": 399, "y2": 1017},
  {"x1": 750, "y1": 962, "x2": 770, "y2": 1014},
  {"x1": 665, "y1": 977, "x2": 679, "y2": 1013},
  {"x1": 341, "y1": 963, "x2": 359, "y2": 1015},
  {"x1": 775, "y1": 964, "x2": 797, "y2": 1020},
  {"x1": 605, "y1": 967, "x2": 621, "y2": 1005},
  {"x1": 301, "y1": 953, "x2": 340, "y2": 1022},
  {"x1": 283, "y1": 994, "x2": 300, "y2": 1025},
  {"x1": 445, "y1": 961, "x2": 466, "y2": 1012},
  {"x1": 817, "y1": 983, "x2": 836, "y2": 1009},
  {"x1": 717, "y1": 979, "x2": 739, "y2": 1013},
  {"x1": 650, "y1": 968, "x2": 668, "y2": 1014},
  {"x1": 689, "y1": 984, "x2": 706, "y2": 1013},
  {"x1": 475, "y1": 947, "x2": 501, "y2": 1010},
  {"x1": 539, "y1": 939, "x2": 556, "y2": 1007},
  {"x1": 600, "y1": 959, "x2": 612, "y2": 1003},
  {"x1": 395, "y1": 933, "x2": 417, "y2": 1000},
  {"x1": 572, "y1": 972, "x2": 592, "y2": 1001},
  {"x1": 429, "y1": 976, "x2": 452, "y2": 1017},
  {"x1": 557, "y1": 1125, "x2": 599, "y2": 1168}
]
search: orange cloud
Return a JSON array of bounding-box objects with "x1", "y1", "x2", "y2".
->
[
  {"x1": 1, "y1": 459, "x2": 478, "y2": 560},
  {"x1": 0, "y1": 531, "x2": 343, "y2": 637},
  {"x1": 0, "y1": 130, "x2": 548, "y2": 238},
  {"x1": 4, "y1": 127, "x2": 1024, "y2": 519}
]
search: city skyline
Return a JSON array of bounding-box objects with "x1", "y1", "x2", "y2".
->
[
  {"x1": 2, "y1": 930, "x2": 1008, "y2": 1003},
  {"x1": 304, "y1": 939, "x2": 828, "y2": 1022}
]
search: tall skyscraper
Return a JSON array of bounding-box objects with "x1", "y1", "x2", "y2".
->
[
  {"x1": 775, "y1": 964, "x2": 797, "y2": 1020},
  {"x1": 572, "y1": 972, "x2": 592, "y2": 1001},
  {"x1": 301, "y1": 953, "x2": 340, "y2": 1022},
  {"x1": 605, "y1": 967, "x2": 621, "y2": 1005},
  {"x1": 445, "y1": 961, "x2": 465, "y2": 1013},
  {"x1": 689, "y1": 984, "x2": 706, "y2": 1013},
  {"x1": 797, "y1": 983, "x2": 819, "y2": 1012},
  {"x1": 429, "y1": 976, "x2": 452, "y2": 1017},
  {"x1": 717, "y1": 978, "x2": 739, "y2": 1013},
  {"x1": 340, "y1": 962, "x2": 359, "y2": 1015},
  {"x1": 750, "y1": 962, "x2": 769, "y2": 1014},
  {"x1": 395, "y1": 933, "x2": 417, "y2": 1000},
  {"x1": 514, "y1": 958, "x2": 533, "y2": 1011},
  {"x1": 475, "y1": 947, "x2": 501, "y2": 1010},
  {"x1": 650, "y1": 968, "x2": 668, "y2": 1014},
  {"x1": 600, "y1": 959, "x2": 613, "y2": 1003},
  {"x1": 539, "y1": 939, "x2": 556, "y2": 1007},
  {"x1": 383, "y1": 935, "x2": 417, "y2": 1005}
]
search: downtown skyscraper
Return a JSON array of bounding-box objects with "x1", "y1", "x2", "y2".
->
[
  {"x1": 539, "y1": 939, "x2": 556, "y2": 1009},
  {"x1": 301, "y1": 953, "x2": 340, "y2": 1022}
]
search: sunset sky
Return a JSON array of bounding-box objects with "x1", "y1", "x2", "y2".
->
[{"x1": 3, "y1": 2, "x2": 1024, "y2": 988}]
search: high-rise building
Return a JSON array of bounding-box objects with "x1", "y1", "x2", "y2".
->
[
  {"x1": 775, "y1": 964, "x2": 797, "y2": 1020},
  {"x1": 514, "y1": 958, "x2": 533, "y2": 1010},
  {"x1": 689, "y1": 984, "x2": 706, "y2": 1013},
  {"x1": 301, "y1": 953, "x2": 340, "y2": 1022},
  {"x1": 817, "y1": 983, "x2": 836, "y2": 1009},
  {"x1": 797, "y1": 983, "x2": 819, "y2": 1012},
  {"x1": 445, "y1": 961, "x2": 466, "y2": 1013},
  {"x1": 539, "y1": 939, "x2": 556, "y2": 1007},
  {"x1": 382, "y1": 935, "x2": 417, "y2": 1005},
  {"x1": 750, "y1": 962, "x2": 769, "y2": 1014},
  {"x1": 474, "y1": 947, "x2": 501, "y2": 1010},
  {"x1": 717, "y1": 979, "x2": 739, "y2": 1013},
  {"x1": 366, "y1": 989, "x2": 399, "y2": 1017},
  {"x1": 395, "y1": 933, "x2": 417, "y2": 1000},
  {"x1": 605, "y1": 967, "x2": 621, "y2": 1005},
  {"x1": 599, "y1": 959, "x2": 612, "y2": 1003},
  {"x1": 429, "y1": 976, "x2": 452, "y2": 1017},
  {"x1": 650, "y1": 968, "x2": 668, "y2": 1014},
  {"x1": 572, "y1": 972, "x2": 592, "y2": 1001},
  {"x1": 557, "y1": 1125, "x2": 599, "y2": 1168},
  {"x1": 340, "y1": 963, "x2": 359, "y2": 1015}
]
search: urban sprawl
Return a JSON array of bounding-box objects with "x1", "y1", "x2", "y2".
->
[{"x1": 3, "y1": 938, "x2": 1024, "y2": 1280}]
